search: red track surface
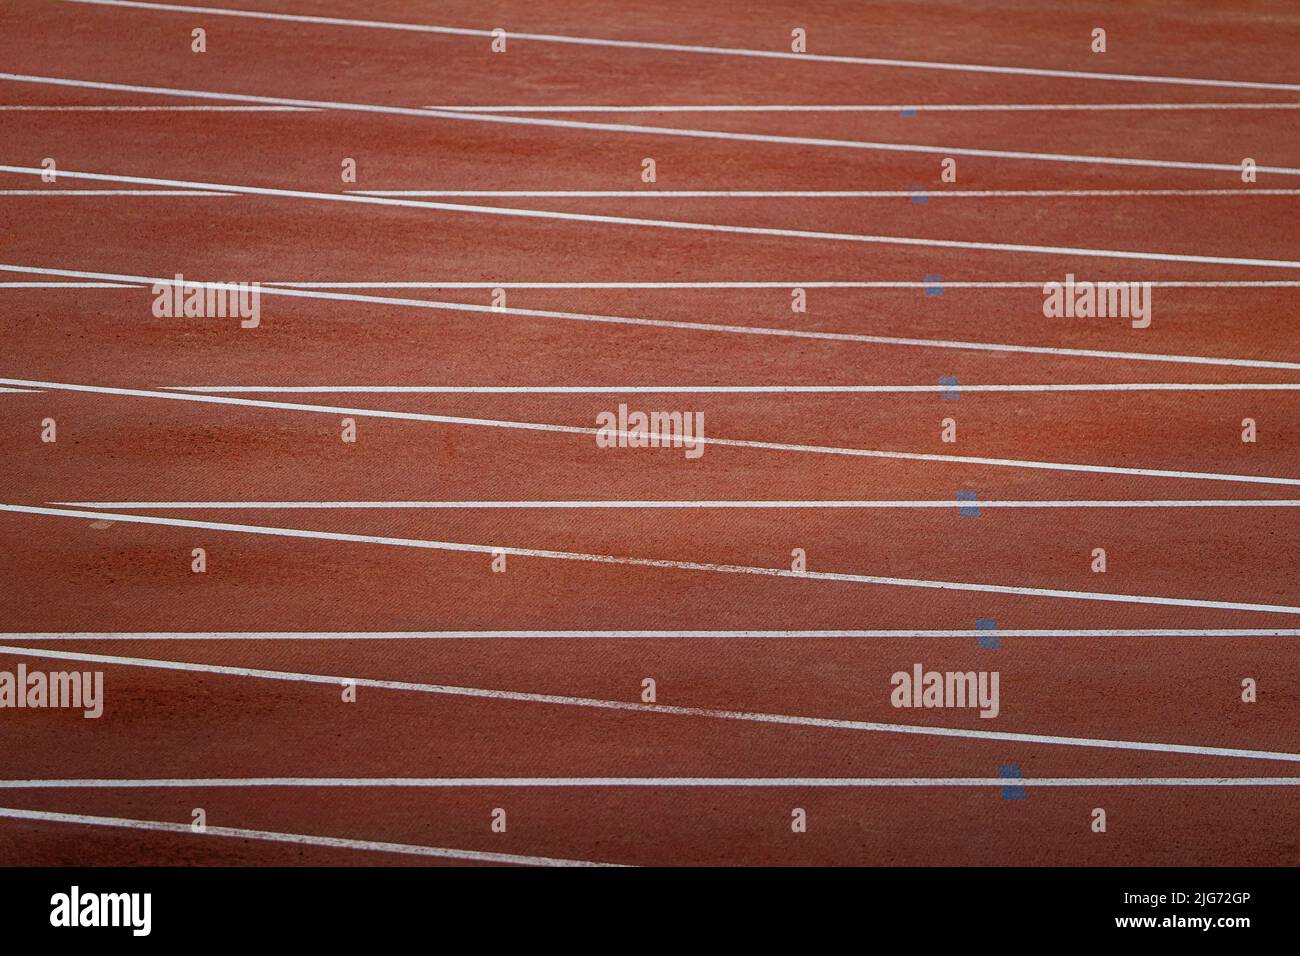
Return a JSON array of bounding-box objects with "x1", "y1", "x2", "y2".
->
[{"x1": 2, "y1": 0, "x2": 1300, "y2": 866}]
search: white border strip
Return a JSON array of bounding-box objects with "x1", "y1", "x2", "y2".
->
[
  {"x1": 60, "y1": 0, "x2": 1300, "y2": 93},
  {"x1": 0, "y1": 104, "x2": 315, "y2": 111},
  {"x1": 9, "y1": 375, "x2": 1300, "y2": 488},
  {"x1": 8, "y1": 165, "x2": 1300, "y2": 270},
  {"x1": 0, "y1": 280, "x2": 141, "y2": 287},
  {"x1": 21, "y1": 278, "x2": 1300, "y2": 289},
  {"x1": 5, "y1": 265, "x2": 1299, "y2": 372},
  {"x1": 168, "y1": 384, "x2": 1300, "y2": 393},
  {"x1": 270, "y1": 280, "x2": 1300, "y2": 288},
  {"x1": 0, "y1": 189, "x2": 232, "y2": 196},
  {"x1": 5, "y1": 76, "x2": 1300, "y2": 180},
  {"x1": 3, "y1": 643, "x2": 1298, "y2": 761},
  {"x1": 50, "y1": 499, "x2": 1300, "y2": 510},
  {"x1": 355, "y1": 189, "x2": 1300, "y2": 198},
  {"x1": 4, "y1": 502, "x2": 1299, "y2": 614},
  {"x1": 0, "y1": 805, "x2": 616, "y2": 866},
  {"x1": 3, "y1": 776, "x2": 1299, "y2": 788},
  {"x1": 424, "y1": 104, "x2": 1300, "y2": 114},
  {"x1": 7, "y1": 629, "x2": 1300, "y2": 640}
]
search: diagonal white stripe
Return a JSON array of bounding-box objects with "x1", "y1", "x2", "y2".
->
[
  {"x1": 57, "y1": 0, "x2": 1300, "y2": 92},
  {"x1": 7, "y1": 375, "x2": 1300, "y2": 488},
  {"x1": 0, "y1": 104, "x2": 314, "y2": 111},
  {"x1": 4, "y1": 74, "x2": 1300, "y2": 179},
  {"x1": 48, "y1": 499, "x2": 1300, "y2": 510},
  {"x1": 422, "y1": 104, "x2": 1300, "y2": 114},
  {"x1": 3, "y1": 264, "x2": 1298, "y2": 371},
  {"x1": 3, "y1": 776, "x2": 1300, "y2": 788},
  {"x1": 6, "y1": 629, "x2": 1300, "y2": 640},
  {"x1": 0, "y1": 805, "x2": 617, "y2": 865},
  {"x1": 6, "y1": 163, "x2": 1300, "y2": 269},
  {"x1": 3, "y1": 501, "x2": 1299, "y2": 614},
  {"x1": 263, "y1": 279, "x2": 1300, "y2": 288},
  {"x1": 354, "y1": 189, "x2": 1300, "y2": 198},
  {"x1": 15, "y1": 278, "x2": 1300, "y2": 288},
  {"x1": 0, "y1": 189, "x2": 232, "y2": 195},
  {"x1": 164, "y1": 384, "x2": 1300, "y2": 393},
  {"x1": 2, "y1": 643, "x2": 1298, "y2": 761}
]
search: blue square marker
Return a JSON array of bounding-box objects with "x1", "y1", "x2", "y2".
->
[
  {"x1": 909, "y1": 184, "x2": 929, "y2": 205},
  {"x1": 924, "y1": 274, "x2": 944, "y2": 296},
  {"x1": 999, "y1": 764, "x2": 1025, "y2": 800},
  {"x1": 939, "y1": 375, "x2": 960, "y2": 401},
  {"x1": 956, "y1": 490, "x2": 980, "y2": 518},
  {"x1": 977, "y1": 617, "x2": 999, "y2": 649},
  {"x1": 900, "y1": 107, "x2": 918, "y2": 118}
]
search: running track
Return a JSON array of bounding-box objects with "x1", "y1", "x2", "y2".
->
[{"x1": 1, "y1": 0, "x2": 1299, "y2": 866}]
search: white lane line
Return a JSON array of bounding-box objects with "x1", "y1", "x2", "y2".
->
[
  {"x1": 8, "y1": 629, "x2": 1300, "y2": 640},
  {"x1": 8, "y1": 166, "x2": 1300, "y2": 272},
  {"x1": 4, "y1": 502, "x2": 1300, "y2": 615},
  {"x1": 355, "y1": 189, "x2": 1300, "y2": 198},
  {"x1": 167, "y1": 384, "x2": 1300, "y2": 393},
  {"x1": 17, "y1": 279, "x2": 1300, "y2": 288},
  {"x1": 279, "y1": 279, "x2": 1300, "y2": 288},
  {"x1": 424, "y1": 104, "x2": 1300, "y2": 114},
  {"x1": 0, "y1": 189, "x2": 232, "y2": 196},
  {"x1": 0, "y1": 281, "x2": 140, "y2": 288},
  {"x1": 3, "y1": 776, "x2": 1299, "y2": 788},
  {"x1": 0, "y1": 805, "x2": 615, "y2": 866},
  {"x1": 6, "y1": 264, "x2": 1300, "y2": 372},
  {"x1": 0, "y1": 387, "x2": 41, "y2": 392},
  {"x1": 6, "y1": 76, "x2": 1300, "y2": 181},
  {"x1": 4, "y1": 643, "x2": 1299, "y2": 761},
  {"x1": 0, "y1": 104, "x2": 315, "y2": 111},
  {"x1": 10, "y1": 375, "x2": 1300, "y2": 488},
  {"x1": 60, "y1": 0, "x2": 1300, "y2": 93},
  {"x1": 14, "y1": 277, "x2": 1300, "y2": 289},
  {"x1": 262, "y1": 280, "x2": 1300, "y2": 288},
  {"x1": 49, "y1": 499, "x2": 1300, "y2": 510}
]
